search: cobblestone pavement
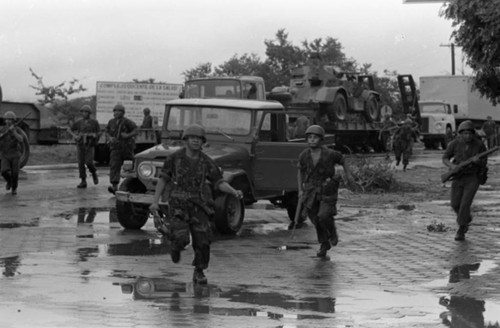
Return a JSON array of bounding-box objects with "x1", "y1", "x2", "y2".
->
[{"x1": 1, "y1": 162, "x2": 500, "y2": 327}]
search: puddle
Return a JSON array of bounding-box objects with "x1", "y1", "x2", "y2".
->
[
  {"x1": 439, "y1": 295, "x2": 500, "y2": 327},
  {"x1": 0, "y1": 217, "x2": 40, "y2": 229},
  {"x1": 0, "y1": 255, "x2": 21, "y2": 277},
  {"x1": 120, "y1": 277, "x2": 335, "y2": 320}
]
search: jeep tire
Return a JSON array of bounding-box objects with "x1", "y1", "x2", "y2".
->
[
  {"x1": 116, "y1": 178, "x2": 149, "y2": 229},
  {"x1": 214, "y1": 194, "x2": 244, "y2": 234}
]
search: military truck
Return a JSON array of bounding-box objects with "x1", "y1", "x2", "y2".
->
[
  {"x1": 268, "y1": 63, "x2": 388, "y2": 152},
  {"x1": 183, "y1": 76, "x2": 266, "y2": 101},
  {"x1": 114, "y1": 98, "x2": 331, "y2": 234}
]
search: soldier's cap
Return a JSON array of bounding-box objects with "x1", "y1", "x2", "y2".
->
[
  {"x1": 80, "y1": 105, "x2": 92, "y2": 113},
  {"x1": 113, "y1": 104, "x2": 125, "y2": 112}
]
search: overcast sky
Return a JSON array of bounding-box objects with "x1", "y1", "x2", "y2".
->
[{"x1": 0, "y1": 0, "x2": 465, "y2": 102}]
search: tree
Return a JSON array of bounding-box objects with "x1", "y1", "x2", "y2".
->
[
  {"x1": 29, "y1": 68, "x2": 88, "y2": 123},
  {"x1": 182, "y1": 63, "x2": 214, "y2": 81},
  {"x1": 441, "y1": 0, "x2": 500, "y2": 104}
]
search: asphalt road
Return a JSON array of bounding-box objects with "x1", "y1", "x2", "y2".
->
[{"x1": 1, "y1": 148, "x2": 500, "y2": 328}]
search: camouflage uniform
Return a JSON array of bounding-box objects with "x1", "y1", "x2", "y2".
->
[
  {"x1": 105, "y1": 117, "x2": 137, "y2": 186},
  {"x1": 159, "y1": 147, "x2": 223, "y2": 270},
  {"x1": 0, "y1": 126, "x2": 23, "y2": 193},
  {"x1": 298, "y1": 146, "x2": 344, "y2": 247},
  {"x1": 443, "y1": 136, "x2": 486, "y2": 228},
  {"x1": 393, "y1": 121, "x2": 416, "y2": 169},
  {"x1": 70, "y1": 118, "x2": 100, "y2": 182}
]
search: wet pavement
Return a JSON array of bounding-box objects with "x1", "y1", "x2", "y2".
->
[{"x1": 1, "y1": 152, "x2": 500, "y2": 327}]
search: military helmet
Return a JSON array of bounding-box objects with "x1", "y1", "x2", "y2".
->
[
  {"x1": 113, "y1": 103, "x2": 125, "y2": 113},
  {"x1": 3, "y1": 111, "x2": 16, "y2": 120},
  {"x1": 458, "y1": 120, "x2": 475, "y2": 133},
  {"x1": 305, "y1": 125, "x2": 325, "y2": 138},
  {"x1": 80, "y1": 105, "x2": 92, "y2": 113},
  {"x1": 182, "y1": 124, "x2": 206, "y2": 142}
]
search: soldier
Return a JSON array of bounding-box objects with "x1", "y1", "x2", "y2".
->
[
  {"x1": 443, "y1": 120, "x2": 487, "y2": 241},
  {"x1": 70, "y1": 105, "x2": 100, "y2": 188},
  {"x1": 140, "y1": 107, "x2": 153, "y2": 129},
  {"x1": 297, "y1": 125, "x2": 353, "y2": 258},
  {"x1": 0, "y1": 111, "x2": 24, "y2": 195},
  {"x1": 393, "y1": 118, "x2": 417, "y2": 171},
  {"x1": 105, "y1": 104, "x2": 138, "y2": 194},
  {"x1": 149, "y1": 124, "x2": 243, "y2": 285},
  {"x1": 481, "y1": 116, "x2": 497, "y2": 149}
]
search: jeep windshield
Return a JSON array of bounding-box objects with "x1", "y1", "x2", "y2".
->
[
  {"x1": 167, "y1": 105, "x2": 252, "y2": 136},
  {"x1": 420, "y1": 103, "x2": 447, "y2": 113},
  {"x1": 184, "y1": 80, "x2": 242, "y2": 99}
]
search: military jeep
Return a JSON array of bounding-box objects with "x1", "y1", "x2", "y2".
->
[{"x1": 114, "y1": 98, "x2": 330, "y2": 234}]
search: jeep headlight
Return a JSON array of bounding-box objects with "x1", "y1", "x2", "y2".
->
[
  {"x1": 435, "y1": 122, "x2": 443, "y2": 131},
  {"x1": 138, "y1": 162, "x2": 155, "y2": 178}
]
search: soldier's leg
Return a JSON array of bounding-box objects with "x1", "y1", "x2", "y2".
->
[
  {"x1": 450, "y1": 179, "x2": 464, "y2": 215},
  {"x1": 1, "y1": 155, "x2": 12, "y2": 190},
  {"x1": 456, "y1": 175, "x2": 480, "y2": 227},
  {"x1": 108, "y1": 149, "x2": 122, "y2": 190},
  {"x1": 307, "y1": 201, "x2": 331, "y2": 257},
  {"x1": 77, "y1": 146, "x2": 86, "y2": 180},
  {"x1": 85, "y1": 147, "x2": 98, "y2": 185},
  {"x1": 318, "y1": 201, "x2": 338, "y2": 246},
  {"x1": 190, "y1": 208, "x2": 212, "y2": 270},
  {"x1": 10, "y1": 156, "x2": 20, "y2": 193}
]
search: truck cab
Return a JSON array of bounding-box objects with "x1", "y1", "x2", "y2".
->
[
  {"x1": 418, "y1": 100, "x2": 456, "y2": 149},
  {"x1": 183, "y1": 76, "x2": 266, "y2": 101},
  {"x1": 115, "y1": 98, "x2": 321, "y2": 234}
]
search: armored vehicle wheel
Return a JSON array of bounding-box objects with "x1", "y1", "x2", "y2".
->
[
  {"x1": 214, "y1": 194, "x2": 244, "y2": 234},
  {"x1": 329, "y1": 93, "x2": 347, "y2": 121},
  {"x1": 19, "y1": 130, "x2": 30, "y2": 168},
  {"x1": 116, "y1": 178, "x2": 149, "y2": 229},
  {"x1": 364, "y1": 95, "x2": 380, "y2": 122}
]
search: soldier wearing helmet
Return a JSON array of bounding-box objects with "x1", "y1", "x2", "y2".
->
[
  {"x1": 297, "y1": 124, "x2": 353, "y2": 258},
  {"x1": 0, "y1": 111, "x2": 24, "y2": 195},
  {"x1": 69, "y1": 105, "x2": 100, "y2": 188},
  {"x1": 105, "y1": 103, "x2": 138, "y2": 194},
  {"x1": 393, "y1": 117, "x2": 418, "y2": 171},
  {"x1": 140, "y1": 107, "x2": 153, "y2": 129},
  {"x1": 149, "y1": 124, "x2": 243, "y2": 285},
  {"x1": 481, "y1": 115, "x2": 497, "y2": 149},
  {"x1": 443, "y1": 120, "x2": 488, "y2": 241}
]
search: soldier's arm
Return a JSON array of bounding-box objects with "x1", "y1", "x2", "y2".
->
[{"x1": 150, "y1": 177, "x2": 167, "y2": 213}]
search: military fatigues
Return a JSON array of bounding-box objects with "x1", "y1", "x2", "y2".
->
[
  {"x1": 71, "y1": 118, "x2": 100, "y2": 182},
  {"x1": 482, "y1": 120, "x2": 497, "y2": 149},
  {"x1": 0, "y1": 126, "x2": 23, "y2": 193},
  {"x1": 394, "y1": 123, "x2": 416, "y2": 168},
  {"x1": 105, "y1": 117, "x2": 137, "y2": 186},
  {"x1": 159, "y1": 148, "x2": 223, "y2": 270},
  {"x1": 298, "y1": 146, "x2": 344, "y2": 247},
  {"x1": 443, "y1": 137, "x2": 487, "y2": 227}
]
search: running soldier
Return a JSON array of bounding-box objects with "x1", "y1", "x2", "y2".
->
[
  {"x1": 105, "y1": 104, "x2": 138, "y2": 194},
  {"x1": 297, "y1": 125, "x2": 353, "y2": 258},
  {"x1": 481, "y1": 116, "x2": 497, "y2": 149},
  {"x1": 149, "y1": 124, "x2": 243, "y2": 284},
  {"x1": 443, "y1": 120, "x2": 487, "y2": 241},
  {"x1": 0, "y1": 111, "x2": 25, "y2": 195},
  {"x1": 393, "y1": 118, "x2": 417, "y2": 171},
  {"x1": 70, "y1": 105, "x2": 100, "y2": 188}
]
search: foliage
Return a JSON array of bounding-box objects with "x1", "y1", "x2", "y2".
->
[
  {"x1": 441, "y1": 0, "x2": 500, "y2": 104},
  {"x1": 131, "y1": 78, "x2": 167, "y2": 84},
  {"x1": 29, "y1": 68, "x2": 90, "y2": 123},
  {"x1": 343, "y1": 155, "x2": 395, "y2": 192},
  {"x1": 426, "y1": 220, "x2": 451, "y2": 233},
  {"x1": 181, "y1": 29, "x2": 403, "y2": 113}
]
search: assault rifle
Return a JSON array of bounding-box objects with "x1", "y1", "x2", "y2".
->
[
  {"x1": 0, "y1": 112, "x2": 31, "y2": 140},
  {"x1": 441, "y1": 146, "x2": 499, "y2": 183}
]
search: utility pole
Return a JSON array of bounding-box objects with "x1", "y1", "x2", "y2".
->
[{"x1": 440, "y1": 43, "x2": 456, "y2": 75}]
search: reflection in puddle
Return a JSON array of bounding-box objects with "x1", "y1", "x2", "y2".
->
[
  {"x1": 0, "y1": 255, "x2": 21, "y2": 277},
  {"x1": 120, "y1": 277, "x2": 334, "y2": 320},
  {"x1": 0, "y1": 217, "x2": 40, "y2": 229}
]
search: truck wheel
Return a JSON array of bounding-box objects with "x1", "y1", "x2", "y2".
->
[
  {"x1": 19, "y1": 130, "x2": 30, "y2": 168},
  {"x1": 115, "y1": 178, "x2": 149, "y2": 230},
  {"x1": 329, "y1": 93, "x2": 347, "y2": 121},
  {"x1": 364, "y1": 95, "x2": 380, "y2": 122},
  {"x1": 214, "y1": 194, "x2": 244, "y2": 234},
  {"x1": 95, "y1": 144, "x2": 110, "y2": 164}
]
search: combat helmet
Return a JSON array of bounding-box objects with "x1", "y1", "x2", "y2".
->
[
  {"x1": 305, "y1": 125, "x2": 325, "y2": 139},
  {"x1": 113, "y1": 103, "x2": 125, "y2": 113},
  {"x1": 80, "y1": 105, "x2": 92, "y2": 113},
  {"x1": 182, "y1": 124, "x2": 206, "y2": 142},
  {"x1": 458, "y1": 120, "x2": 475, "y2": 134},
  {"x1": 3, "y1": 111, "x2": 16, "y2": 120}
]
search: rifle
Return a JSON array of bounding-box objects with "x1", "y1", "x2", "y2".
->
[
  {"x1": 0, "y1": 112, "x2": 31, "y2": 140},
  {"x1": 441, "y1": 146, "x2": 499, "y2": 183}
]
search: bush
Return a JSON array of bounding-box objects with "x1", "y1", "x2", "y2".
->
[{"x1": 343, "y1": 155, "x2": 395, "y2": 192}]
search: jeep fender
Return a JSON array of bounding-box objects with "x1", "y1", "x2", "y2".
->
[{"x1": 222, "y1": 169, "x2": 255, "y2": 203}]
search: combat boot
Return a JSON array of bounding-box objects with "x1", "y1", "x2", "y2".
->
[
  {"x1": 91, "y1": 172, "x2": 99, "y2": 185},
  {"x1": 77, "y1": 180, "x2": 87, "y2": 188},
  {"x1": 6, "y1": 181, "x2": 11, "y2": 191},
  {"x1": 316, "y1": 241, "x2": 331, "y2": 258},
  {"x1": 170, "y1": 244, "x2": 181, "y2": 264},
  {"x1": 193, "y1": 268, "x2": 207, "y2": 285},
  {"x1": 454, "y1": 226, "x2": 467, "y2": 241}
]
